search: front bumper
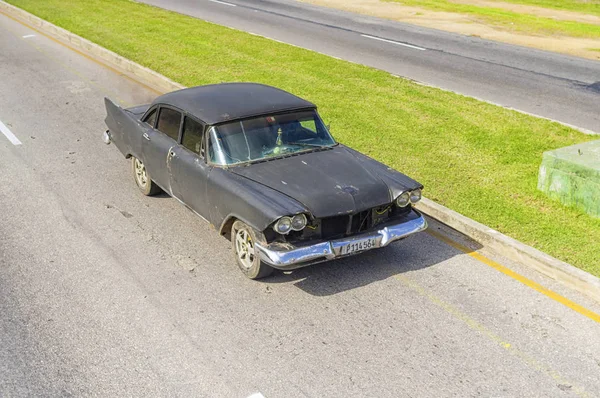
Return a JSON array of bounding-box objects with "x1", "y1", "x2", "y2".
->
[{"x1": 255, "y1": 209, "x2": 427, "y2": 270}]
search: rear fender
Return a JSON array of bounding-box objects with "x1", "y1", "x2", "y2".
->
[{"x1": 104, "y1": 97, "x2": 148, "y2": 159}]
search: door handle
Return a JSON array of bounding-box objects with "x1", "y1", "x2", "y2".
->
[
  {"x1": 168, "y1": 150, "x2": 176, "y2": 159},
  {"x1": 142, "y1": 132, "x2": 150, "y2": 141}
]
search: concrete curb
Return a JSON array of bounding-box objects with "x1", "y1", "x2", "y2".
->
[
  {"x1": 0, "y1": 1, "x2": 184, "y2": 94},
  {"x1": 3, "y1": 1, "x2": 599, "y2": 304},
  {"x1": 416, "y1": 198, "x2": 600, "y2": 303}
]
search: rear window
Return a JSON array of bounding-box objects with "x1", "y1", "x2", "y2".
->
[
  {"x1": 157, "y1": 108, "x2": 182, "y2": 141},
  {"x1": 143, "y1": 109, "x2": 157, "y2": 127}
]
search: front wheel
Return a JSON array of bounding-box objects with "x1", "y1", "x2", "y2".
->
[
  {"x1": 231, "y1": 220, "x2": 274, "y2": 279},
  {"x1": 131, "y1": 156, "x2": 161, "y2": 196}
]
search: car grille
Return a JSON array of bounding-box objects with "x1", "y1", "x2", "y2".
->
[
  {"x1": 320, "y1": 211, "x2": 373, "y2": 239},
  {"x1": 321, "y1": 215, "x2": 350, "y2": 239},
  {"x1": 282, "y1": 204, "x2": 411, "y2": 244},
  {"x1": 319, "y1": 204, "x2": 403, "y2": 240}
]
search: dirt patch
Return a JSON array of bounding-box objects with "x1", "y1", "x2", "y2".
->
[
  {"x1": 454, "y1": 0, "x2": 600, "y2": 25},
  {"x1": 299, "y1": 0, "x2": 600, "y2": 60}
]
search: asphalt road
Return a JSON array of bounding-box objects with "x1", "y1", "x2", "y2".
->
[
  {"x1": 138, "y1": 0, "x2": 600, "y2": 134},
  {"x1": 2, "y1": 12, "x2": 600, "y2": 398}
]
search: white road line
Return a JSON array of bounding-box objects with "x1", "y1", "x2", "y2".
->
[
  {"x1": 0, "y1": 119, "x2": 22, "y2": 145},
  {"x1": 208, "y1": 0, "x2": 236, "y2": 6},
  {"x1": 22, "y1": 34, "x2": 36, "y2": 39},
  {"x1": 361, "y1": 34, "x2": 426, "y2": 51}
]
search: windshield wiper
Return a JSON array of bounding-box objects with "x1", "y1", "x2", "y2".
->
[
  {"x1": 242, "y1": 145, "x2": 336, "y2": 166},
  {"x1": 287, "y1": 142, "x2": 326, "y2": 147}
]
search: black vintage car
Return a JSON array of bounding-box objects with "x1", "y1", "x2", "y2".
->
[{"x1": 104, "y1": 83, "x2": 427, "y2": 279}]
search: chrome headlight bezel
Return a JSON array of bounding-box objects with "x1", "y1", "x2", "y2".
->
[
  {"x1": 273, "y1": 214, "x2": 308, "y2": 235},
  {"x1": 273, "y1": 216, "x2": 293, "y2": 234},
  {"x1": 410, "y1": 188, "x2": 422, "y2": 204},
  {"x1": 395, "y1": 191, "x2": 411, "y2": 207},
  {"x1": 291, "y1": 214, "x2": 307, "y2": 231}
]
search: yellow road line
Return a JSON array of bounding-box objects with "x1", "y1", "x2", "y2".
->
[
  {"x1": 427, "y1": 229, "x2": 600, "y2": 324},
  {"x1": 394, "y1": 274, "x2": 591, "y2": 398}
]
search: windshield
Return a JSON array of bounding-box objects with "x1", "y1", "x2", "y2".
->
[{"x1": 208, "y1": 110, "x2": 336, "y2": 166}]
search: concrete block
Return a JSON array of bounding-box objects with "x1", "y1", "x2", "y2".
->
[{"x1": 538, "y1": 140, "x2": 600, "y2": 218}]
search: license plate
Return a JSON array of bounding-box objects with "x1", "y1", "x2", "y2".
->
[{"x1": 340, "y1": 237, "x2": 377, "y2": 255}]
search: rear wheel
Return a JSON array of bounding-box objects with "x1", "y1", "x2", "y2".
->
[
  {"x1": 131, "y1": 156, "x2": 161, "y2": 196},
  {"x1": 231, "y1": 220, "x2": 274, "y2": 279}
]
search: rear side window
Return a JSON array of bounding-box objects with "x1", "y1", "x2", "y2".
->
[
  {"x1": 143, "y1": 109, "x2": 157, "y2": 127},
  {"x1": 182, "y1": 117, "x2": 205, "y2": 156},
  {"x1": 157, "y1": 108, "x2": 182, "y2": 141}
]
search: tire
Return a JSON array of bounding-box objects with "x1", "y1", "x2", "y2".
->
[
  {"x1": 131, "y1": 156, "x2": 161, "y2": 196},
  {"x1": 231, "y1": 220, "x2": 274, "y2": 279}
]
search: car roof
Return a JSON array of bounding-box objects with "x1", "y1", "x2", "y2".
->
[{"x1": 152, "y1": 83, "x2": 316, "y2": 125}]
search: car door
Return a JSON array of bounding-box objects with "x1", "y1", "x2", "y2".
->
[
  {"x1": 142, "y1": 106, "x2": 182, "y2": 193},
  {"x1": 169, "y1": 115, "x2": 211, "y2": 220}
]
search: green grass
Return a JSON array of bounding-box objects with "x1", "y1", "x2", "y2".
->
[
  {"x1": 8, "y1": 0, "x2": 600, "y2": 276},
  {"x1": 385, "y1": 0, "x2": 600, "y2": 38}
]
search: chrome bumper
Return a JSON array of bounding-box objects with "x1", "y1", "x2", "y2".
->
[{"x1": 256, "y1": 210, "x2": 428, "y2": 270}]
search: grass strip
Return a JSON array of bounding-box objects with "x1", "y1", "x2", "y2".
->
[
  {"x1": 7, "y1": 0, "x2": 599, "y2": 276},
  {"x1": 385, "y1": 0, "x2": 600, "y2": 38}
]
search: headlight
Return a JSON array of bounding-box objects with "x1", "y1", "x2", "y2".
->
[
  {"x1": 410, "y1": 189, "x2": 422, "y2": 203},
  {"x1": 396, "y1": 192, "x2": 410, "y2": 207},
  {"x1": 291, "y1": 214, "x2": 307, "y2": 231},
  {"x1": 273, "y1": 216, "x2": 292, "y2": 234}
]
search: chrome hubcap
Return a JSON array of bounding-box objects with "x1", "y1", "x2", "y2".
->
[
  {"x1": 134, "y1": 158, "x2": 148, "y2": 187},
  {"x1": 235, "y1": 228, "x2": 255, "y2": 269}
]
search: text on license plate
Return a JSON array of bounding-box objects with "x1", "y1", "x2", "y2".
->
[{"x1": 340, "y1": 238, "x2": 377, "y2": 255}]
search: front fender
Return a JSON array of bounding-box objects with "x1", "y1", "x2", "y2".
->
[{"x1": 208, "y1": 167, "x2": 309, "y2": 234}]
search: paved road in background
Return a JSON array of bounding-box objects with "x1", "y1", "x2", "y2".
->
[
  {"x1": 139, "y1": 0, "x2": 600, "y2": 134},
  {"x1": 2, "y1": 12, "x2": 600, "y2": 397}
]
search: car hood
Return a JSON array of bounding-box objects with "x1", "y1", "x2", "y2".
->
[{"x1": 230, "y1": 146, "x2": 395, "y2": 218}]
